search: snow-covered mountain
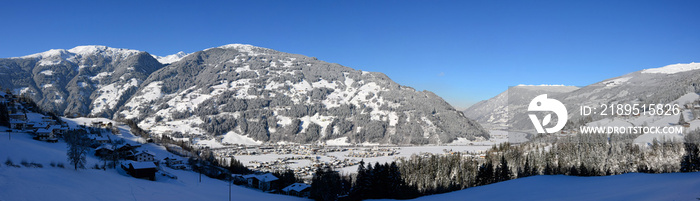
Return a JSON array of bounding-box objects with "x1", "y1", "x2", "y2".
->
[
  {"x1": 465, "y1": 62, "x2": 700, "y2": 133},
  {"x1": 464, "y1": 85, "x2": 578, "y2": 130},
  {"x1": 153, "y1": 51, "x2": 190, "y2": 64},
  {"x1": 118, "y1": 44, "x2": 487, "y2": 145},
  {"x1": 0, "y1": 45, "x2": 163, "y2": 117},
  {"x1": 1, "y1": 44, "x2": 488, "y2": 145}
]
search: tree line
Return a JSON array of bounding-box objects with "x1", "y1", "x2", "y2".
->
[{"x1": 309, "y1": 130, "x2": 700, "y2": 200}]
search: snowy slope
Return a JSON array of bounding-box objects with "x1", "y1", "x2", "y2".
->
[
  {"x1": 642, "y1": 62, "x2": 700, "y2": 74},
  {"x1": 396, "y1": 173, "x2": 700, "y2": 201},
  {"x1": 0, "y1": 125, "x2": 307, "y2": 201},
  {"x1": 1, "y1": 44, "x2": 486, "y2": 145},
  {"x1": 0, "y1": 45, "x2": 163, "y2": 117},
  {"x1": 466, "y1": 62, "x2": 700, "y2": 135},
  {"x1": 119, "y1": 44, "x2": 487, "y2": 145},
  {"x1": 153, "y1": 51, "x2": 190, "y2": 64},
  {"x1": 464, "y1": 85, "x2": 578, "y2": 129}
]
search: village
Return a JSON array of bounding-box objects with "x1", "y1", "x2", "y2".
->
[
  {"x1": 1, "y1": 91, "x2": 316, "y2": 197},
  {"x1": 210, "y1": 144, "x2": 402, "y2": 178},
  {"x1": 1, "y1": 90, "x2": 493, "y2": 198}
]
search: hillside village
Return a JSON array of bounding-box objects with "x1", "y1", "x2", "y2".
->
[{"x1": 0, "y1": 91, "x2": 315, "y2": 198}]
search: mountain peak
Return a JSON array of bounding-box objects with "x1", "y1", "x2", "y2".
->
[
  {"x1": 217, "y1": 43, "x2": 257, "y2": 50},
  {"x1": 641, "y1": 62, "x2": 700, "y2": 74},
  {"x1": 211, "y1": 44, "x2": 272, "y2": 55},
  {"x1": 153, "y1": 51, "x2": 190, "y2": 64},
  {"x1": 20, "y1": 45, "x2": 141, "y2": 59}
]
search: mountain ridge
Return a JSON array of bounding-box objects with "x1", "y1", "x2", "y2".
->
[
  {"x1": 465, "y1": 62, "x2": 700, "y2": 132},
  {"x1": 1, "y1": 44, "x2": 488, "y2": 145}
]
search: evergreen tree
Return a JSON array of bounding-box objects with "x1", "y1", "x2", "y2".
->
[
  {"x1": 544, "y1": 162, "x2": 552, "y2": 175},
  {"x1": 0, "y1": 102, "x2": 9, "y2": 127},
  {"x1": 579, "y1": 163, "x2": 589, "y2": 176},
  {"x1": 350, "y1": 160, "x2": 368, "y2": 199},
  {"x1": 497, "y1": 155, "x2": 511, "y2": 182},
  {"x1": 476, "y1": 162, "x2": 494, "y2": 185},
  {"x1": 520, "y1": 156, "x2": 532, "y2": 178},
  {"x1": 311, "y1": 167, "x2": 342, "y2": 201},
  {"x1": 274, "y1": 169, "x2": 298, "y2": 191},
  {"x1": 228, "y1": 157, "x2": 250, "y2": 174}
]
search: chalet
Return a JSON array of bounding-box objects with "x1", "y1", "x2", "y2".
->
[
  {"x1": 163, "y1": 156, "x2": 185, "y2": 169},
  {"x1": 116, "y1": 143, "x2": 139, "y2": 159},
  {"x1": 95, "y1": 145, "x2": 115, "y2": 157},
  {"x1": 88, "y1": 135, "x2": 111, "y2": 144},
  {"x1": 9, "y1": 113, "x2": 27, "y2": 121},
  {"x1": 116, "y1": 143, "x2": 140, "y2": 153},
  {"x1": 282, "y1": 183, "x2": 311, "y2": 197},
  {"x1": 134, "y1": 150, "x2": 155, "y2": 162},
  {"x1": 31, "y1": 123, "x2": 48, "y2": 130},
  {"x1": 34, "y1": 128, "x2": 56, "y2": 142},
  {"x1": 25, "y1": 122, "x2": 35, "y2": 130},
  {"x1": 91, "y1": 121, "x2": 103, "y2": 128},
  {"x1": 49, "y1": 125, "x2": 67, "y2": 137},
  {"x1": 9, "y1": 119, "x2": 26, "y2": 130},
  {"x1": 122, "y1": 161, "x2": 158, "y2": 180},
  {"x1": 231, "y1": 174, "x2": 247, "y2": 185},
  {"x1": 245, "y1": 173, "x2": 278, "y2": 191},
  {"x1": 41, "y1": 116, "x2": 55, "y2": 125}
]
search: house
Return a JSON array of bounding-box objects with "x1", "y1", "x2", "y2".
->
[
  {"x1": 95, "y1": 145, "x2": 115, "y2": 157},
  {"x1": 134, "y1": 150, "x2": 155, "y2": 162},
  {"x1": 163, "y1": 156, "x2": 185, "y2": 169},
  {"x1": 9, "y1": 119, "x2": 26, "y2": 130},
  {"x1": 122, "y1": 161, "x2": 158, "y2": 180},
  {"x1": 231, "y1": 174, "x2": 248, "y2": 185},
  {"x1": 49, "y1": 125, "x2": 67, "y2": 137},
  {"x1": 41, "y1": 116, "x2": 55, "y2": 125},
  {"x1": 116, "y1": 143, "x2": 139, "y2": 160},
  {"x1": 88, "y1": 135, "x2": 111, "y2": 144},
  {"x1": 34, "y1": 128, "x2": 55, "y2": 142},
  {"x1": 282, "y1": 183, "x2": 311, "y2": 197},
  {"x1": 245, "y1": 173, "x2": 279, "y2": 191},
  {"x1": 91, "y1": 121, "x2": 103, "y2": 128},
  {"x1": 242, "y1": 174, "x2": 258, "y2": 186},
  {"x1": 8, "y1": 113, "x2": 27, "y2": 121},
  {"x1": 31, "y1": 123, "x2": 48, "y2": 130},
  {"x1": 116, "y1": 143, "x2": 140, "y2": 152}
]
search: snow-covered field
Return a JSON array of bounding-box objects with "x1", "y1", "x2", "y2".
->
[
  {"x1": 391, "y1": 172, "x2": 700, "y2": 201},
  {"x1": 0, "y1": 123, "x2": 307, "y2": 201}
]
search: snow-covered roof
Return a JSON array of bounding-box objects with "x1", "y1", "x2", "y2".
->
[
  {"x1": 163, "y1": 156, "x2": 181, "y2": 161},
  {"x1": 32, "y1": 123, "x2": 48, "y2": 128},
  {"x1": 125, "y1": 161, "x2": 157, "y2": 169},
  {"x1": 9, "y1": 119, "x2": 25, "y2": 124},
  {"x1": 242, "y1": 174, "x2": 257, "y2": 179},
  {"x1": 49, "y1": 125, "x2": 66, "y2": 130},
  {"x1": 254, "y1": 173, "x2": 278, "y2": 182},
  {"x1": 36, "y1": 128, "x2": 51, "y2": 133},
  {"x1": 282, "y1": 183, "x2": 311, "y2": 192},
  {"x1": 96, "y1": 144, "x2": 114, "y2": 151},
  {"x1": 134, "y1": 150, "x2": 155, "y2": 157}
]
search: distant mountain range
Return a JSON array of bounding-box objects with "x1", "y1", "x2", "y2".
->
[
  {"x1": 465, "y1": 62, "x2": 700, "y2": 132},
  {"x1": 0, "y1": 44, "x2": 488, "y2": 145}
]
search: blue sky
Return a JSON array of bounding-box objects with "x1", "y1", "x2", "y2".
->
[{"x1": 2, "y1": 1, "x2": 700, "y2": 109}]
